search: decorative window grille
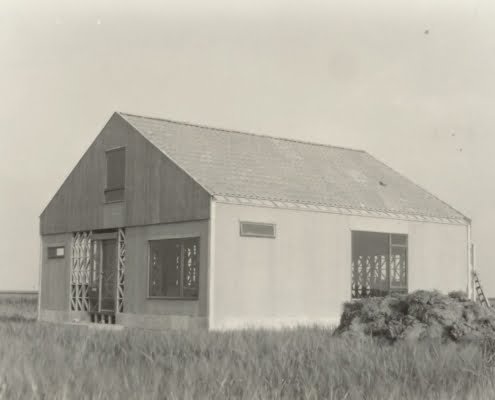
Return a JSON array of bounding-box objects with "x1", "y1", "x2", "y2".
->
[
  {"x1": 351, "y1": 231, "x2": 408, "y2": 299},
  {"x1": 70, "y1": 231, "x2": 94, "y2": 311},
  {"x1": 70, "y1": 229, "x2": 126, "y2": 313},
  {"x1": 116, "y1": 228, "x2": 126, "y2": 313},
  {"x1": 148, "y1": 237, "x2": 200, "y2": 298}
]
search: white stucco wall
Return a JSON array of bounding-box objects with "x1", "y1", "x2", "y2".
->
[{"x1": 210, "y1": 202, "x2": 468, "y2": 330}]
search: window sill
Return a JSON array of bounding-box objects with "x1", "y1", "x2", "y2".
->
[{"x1": 104, "y1": 200, "x2": 125, "y2": 205}]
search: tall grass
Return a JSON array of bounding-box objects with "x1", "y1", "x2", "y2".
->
[
  {"x1": 0, "y1": 295, "x2": 37, "y2": 322},
  {"x1": 1, "y1": 298, "x2": 495, "y2": 399}
]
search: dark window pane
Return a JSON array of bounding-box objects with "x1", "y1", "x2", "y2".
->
[
  {"x1": 352, "y1": 231, "x2": 408, "y2": 298},
  {"x1": 100, "y1": 239, "x2": 117, "y2": 311},
  {"x1": 149, "y1": 239, "x2": 181, "y2": 297},
  {"x1": 182, "y1": 238, "x2": 200, "y2": 298},
  {"x1": 106, "y1": 148, "x2": 125, "y2": 190},
  {"x1": 391, "y1": 234, "x2": 407, "y2": 246},
  {"x1": 390, "y1": 246, "x2": 407, "y2": 290},
  {"x1": 351, "y1": 231, "x2": 390, "y2": 298},
  {"x1": 240, "y1": 222, "x2": 276, "y2": 238},
  {"x1": 104, "y1": 188, "x2": 124, "y2": 202},
  {"x1": 148, "y1": 238, "x2": 200, "y2": 298},
  {"x1": 48, "y1": 246, "x2": 65, "y2": 259}
]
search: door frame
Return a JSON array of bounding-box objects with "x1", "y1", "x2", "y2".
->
[{"x1": 93, "y1": 237, "x2": 119, "y2": 313}]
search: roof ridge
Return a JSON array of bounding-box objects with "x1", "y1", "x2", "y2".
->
[{"x1": 118, "y1": 111, "x2": 365, "y2": 153}]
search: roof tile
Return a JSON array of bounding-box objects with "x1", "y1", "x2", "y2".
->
[{"x1": 120, "y1": 112, "x2": 466, "y2": 220}]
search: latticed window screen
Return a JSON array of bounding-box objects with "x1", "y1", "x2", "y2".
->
[
  {"x1": 70, "y1": 229, "x2": 126, "y2": 313},
  {"x1": 351, "y1": 231, "x2": 408, "y2": 299},
  {"x1": 149, "y1": 237, "x2": 200, "y2": 298}
]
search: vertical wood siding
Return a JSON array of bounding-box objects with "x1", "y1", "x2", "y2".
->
[
  {"x1": 40, "y1": 113, "x2": 210, "y2": 235},
  {"x1": 40, "y1": 233, "x2": 72, "y2": 311},
  {"x1": 124, "y1": 221, "x2": 209, "y2": 317}
]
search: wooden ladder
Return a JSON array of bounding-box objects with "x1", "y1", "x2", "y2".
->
[{"x1": 473, "y1": 270, "x2": 491, "y2": 307}]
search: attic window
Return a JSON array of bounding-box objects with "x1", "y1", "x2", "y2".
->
[
  {"x1": 48, "y1": 246, "x2": 65, "y2": 259},
  {"x1": 105, "y1": 147, "x2": 126, "y2": 203},
  {"x1": 240, "y1": 222, "x2": 276, "y2": 238}
]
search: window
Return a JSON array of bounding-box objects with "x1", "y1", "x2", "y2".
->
[
  {"x1": 240, "y1": 221, "x2": 276, "y2": 238},
  {"x1": 148, "y1": 237, "x2": 200, "y2": 298},
  {"x1": 351, "y1": 231, "x2": 408, "y2": 298},
  {"x1": 48, "y1": 246, "x2": 65, "y2": 259},
  {"x1": 104, "y1": 147, "x2": 125, "y2": 202}
]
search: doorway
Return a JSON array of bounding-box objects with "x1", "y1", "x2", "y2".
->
[{"x1": 89, "y1": 238, "x2": 118, "y2": 322}]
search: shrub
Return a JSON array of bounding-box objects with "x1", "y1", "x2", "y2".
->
[{"x1": 335, "y1": 290, "x2": 495, "y2": 343}]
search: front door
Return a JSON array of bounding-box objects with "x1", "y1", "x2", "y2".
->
[
  {"x1": 99, "y1": 239, "x2": 117, "y2": 312},
  {"x1": 89, "y1": 238, "x2": 117, "y2": 314}
]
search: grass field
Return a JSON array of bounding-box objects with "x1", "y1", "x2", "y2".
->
[{"x1": 1, "y1": 298, "x2": 495, "y2": 399}]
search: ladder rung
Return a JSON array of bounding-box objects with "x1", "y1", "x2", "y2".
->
[{"x1": 473, "y1": 271, "x2": 491, "y2": 308}]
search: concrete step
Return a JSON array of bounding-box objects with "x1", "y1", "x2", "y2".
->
[{"x1": 66, "y1": 321, "x2": 125, "y2": 331}]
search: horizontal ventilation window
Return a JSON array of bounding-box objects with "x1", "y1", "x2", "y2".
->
[
  {"x1": 48, "y1": 246, "x2": 65, "y2": 259},
  {"x1": 240, "y1": 222, "x2": 276, "y2": 238}
]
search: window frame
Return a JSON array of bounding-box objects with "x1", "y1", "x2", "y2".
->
[
  {"x1": 239, "y1": 221, "x2": 277, "y2": 238},
  {"x1": 351, "y1": 230, "x2": 408, "y2": 299},
  {"x1": 47, "y1": 245, "x2": 65, "y2": 259},
  {"x1": 388, "y1": 234, "x2": 408, "y2": 291},
  {"x1": 104, "y1": 146, "x2": 126, "y2": 204},
  {"x1": 146, "y1": 235, "x2": 200, "y2": 300}
]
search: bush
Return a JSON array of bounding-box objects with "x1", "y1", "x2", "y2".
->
[{"x1": 334, "y1": 290, "x2": 495, "y2": 343}]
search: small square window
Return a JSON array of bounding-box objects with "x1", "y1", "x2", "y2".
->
[
  {"x1": 240, "y1": 222, "x2": 276, "y2": 238},
  {"x1": 48, "y1": 246, "x2": 65, "y2": 259}
]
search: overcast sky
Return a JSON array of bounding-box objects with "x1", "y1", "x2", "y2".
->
[{"x1": 1, "y1": 0, "x2": 494, "y2": 293}]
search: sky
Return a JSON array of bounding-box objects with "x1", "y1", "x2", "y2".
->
[{"x1": 1, "y1": 0, "x2": 494, "y2": 293}]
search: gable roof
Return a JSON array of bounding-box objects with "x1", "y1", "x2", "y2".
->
[{"x1": 119, "y1": 112, "x2": 467, "y2": 222}]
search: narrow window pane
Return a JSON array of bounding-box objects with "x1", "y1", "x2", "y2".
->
[
  {"x1": 182, "y1": 238, "x2": 200, "y2": 298},
  {"x1": 106, "y1": 148, "x2": 125, "y2": 190},
  {"x1": 391, "y1": 234, "x2": 407, "y2": 246},
  {"x1": 149, "y1": 239, "x2": 181, "y2": 297},
  {"x1": 390, "y1": 246, "x2": 407, "y2": 290},
  {"x1": 100, "y1": 239, "x2": 117, "y2": 311},
  {"x1": 104, "y1": 188, "x2": 124, "y2": 202},
  {"x1": 351, "y1": 231, "x2": 389, "y2": 298}
]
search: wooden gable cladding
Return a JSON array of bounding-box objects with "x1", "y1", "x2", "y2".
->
[
  {"x1": 125, "y1": 119, "x2": 211, "y2": 227},
  {"x1": 40, "y1": 113, "x2": 211, "y2": 235}
]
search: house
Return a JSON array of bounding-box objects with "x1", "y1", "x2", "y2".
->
[{"x1": 39, "y1": 112, "x2": 473, "y2": 330}]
